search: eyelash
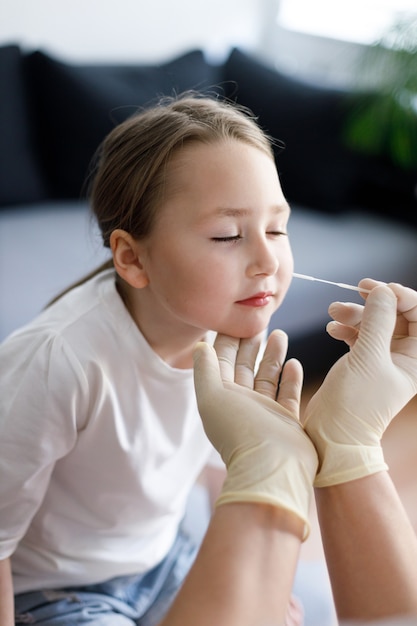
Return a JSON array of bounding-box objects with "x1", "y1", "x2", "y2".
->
[
  {"x1": 212, "y1": 235, "x2": 242, "y2": 243},
  {"x1": 212, "y1": 232, "x2": 287, "y2": 243}
]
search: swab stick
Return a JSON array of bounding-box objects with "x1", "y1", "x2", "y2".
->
[{"x1": 293, "y1": 272, "x2": 371, "y2": 294}]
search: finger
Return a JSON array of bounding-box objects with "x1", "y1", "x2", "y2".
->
[
  {"x1": 328, "y1": 301, "x2": 364, "y2": 327},
  {"x1": 254, "y1": 330, "x2": 288, "y2": 399},
  {"x1": 213, "y1": 334, "x2": 240, "y2": 383},
  {"x1": 193, "y1": 342, "x2": 223, "y2": 409},
  {"x1": 326, "y1": 320, "x2": 359, "y2": 347},
  {"x1": 276, "y1": 358, "x2": 303, "y2": 420},
  {"x1": 387, "y1": 283, "x2": 417, "y2": 335},
  {"x1": 234, "y1": 333, "x2": 264, "y2": 389},
  {"x1": 327, "y1": 301, "x2": 363, "y2": 347},
  {"x1": 358, "y1": 277, "x2": 387, "y2": 296},
  {"x1": 354, "y1": 285, "x2": 397, "y2": 357},
  {"x1": 360, "y1": 281, "x2": 417, "y2": 336}
]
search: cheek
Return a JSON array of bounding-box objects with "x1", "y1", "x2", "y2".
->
[
  {"x1": 279, "y1": 241, "x2": 294, "y2": 279},
  {"x1": 183, "y1": 262, "x2": 228, "y2": 298},
  {"x1": 156, "y1": 251, "x2": 225, "y2": 302},
  {"x1": 177, "y1": 263, "x2": 235, "y2": 322}
]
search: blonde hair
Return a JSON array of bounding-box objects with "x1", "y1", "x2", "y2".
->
[
  {"x1": 48, "y1": 93, "x2": 277, "y2": 304},
  {"x1": 89, "y1": 93, "x2": 275, "y2": 248}
]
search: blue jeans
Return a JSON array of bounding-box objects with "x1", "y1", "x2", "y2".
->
[{"x1": 14, "y1": 529, "x2": 197, "y2": 625}]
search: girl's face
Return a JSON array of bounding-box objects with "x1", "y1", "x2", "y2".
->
[{"x1": 139, "y1": 139, "x2": 293, "y2": 339}]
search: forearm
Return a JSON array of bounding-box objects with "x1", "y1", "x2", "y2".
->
[
  {"x1": 159, "y1": 502, "x2": 304, "y2": 626},
  {"x1": 316, "y1": 472, "x2": 417, "y2": 620},
  {"x1": 0, "y1": 558, "x2": 14, "y2": 626}
]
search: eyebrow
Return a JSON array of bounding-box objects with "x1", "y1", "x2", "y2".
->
[{"x1": 212, "y1": 204, "x2": 291, "y2": 218}]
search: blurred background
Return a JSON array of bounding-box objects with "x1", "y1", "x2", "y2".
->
[{"x1": 1, "y1": 0, "x2": 416, "y2": 82}]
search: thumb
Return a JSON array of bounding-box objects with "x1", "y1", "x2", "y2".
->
[
  {"x1": 355, "y1": 285, "x2": 397, "y2": 357},
  {"x1": 193, "y1": 342, "x2": 224, "y2": 409}
]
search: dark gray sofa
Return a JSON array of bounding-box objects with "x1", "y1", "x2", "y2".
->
[{"x1": 1, "y1": 44, "x2": 416, "y2": 382}]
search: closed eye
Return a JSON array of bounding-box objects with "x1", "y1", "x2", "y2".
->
[
  {"x1": 212, "y1": 232, "x2": 288, "y2": 242},
  {"x1": 212, "y1": 235, "x2": 242, "y2": 243}
]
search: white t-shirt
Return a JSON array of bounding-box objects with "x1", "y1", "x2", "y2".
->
[{"x1": 0, "y1": 270, "x2": 219, "y2": 593}]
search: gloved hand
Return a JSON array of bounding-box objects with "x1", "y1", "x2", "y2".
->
[
  {"x1": 304, "y1": 280, "x2": 417, "y2": 487},
  {"x1": 193, "y1": 330, "x2": 318, "y2": 540}
]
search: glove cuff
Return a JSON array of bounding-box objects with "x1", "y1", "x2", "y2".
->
[
  {"x1": 215, "y1": 443, "x2": 316, "y2": 541},
  {"x1": 313, "y1": 443, "x2": 388, "y2": 488}
]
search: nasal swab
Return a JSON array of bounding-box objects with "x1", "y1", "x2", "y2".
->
[{"x1": 293, "y1": 272, "x2": 371, "y2": 294}]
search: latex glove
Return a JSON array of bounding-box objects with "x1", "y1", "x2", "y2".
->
[
  {"x1": 304, "y1": 280, "x2": 417, "y2": 487},
  {"x1": 193, "y1": 330, "x2": 318, "y2": 540}
]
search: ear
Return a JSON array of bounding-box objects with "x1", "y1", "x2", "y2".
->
[{"x1": 110, "y1": 229, "x2": 149, "y2": 288}]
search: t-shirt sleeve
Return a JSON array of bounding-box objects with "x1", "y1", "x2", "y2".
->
[{"x1": 0, "y1": 330, "x2": 88, "y2": 558}]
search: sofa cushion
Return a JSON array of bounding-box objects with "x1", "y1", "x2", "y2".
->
[
  {"x1": 223, "y1": 48, "x2": 363, "y2": 212},
  {"x1": 224, "y1": 48, "x2": 417, "y2": 224},
  {"x1": 348, "y1": 150, "x2": 417, "y2": 226},
  {"x1": 0, "y1": 45, "x2": 47, "y2": 207},
  {"x1": 24, "y1": 49, "x2": 223, "y2": 199}
]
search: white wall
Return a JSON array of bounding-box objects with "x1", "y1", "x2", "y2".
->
[
  {"x1": 0, "y1": 0, "x2": 275, "y2": 63},
  {"x1": 2, "y1": 1, "x2": 404, "y2": 87},
  {"x1": 258, "y1": 26, "x2": 369, "y2": 88}
]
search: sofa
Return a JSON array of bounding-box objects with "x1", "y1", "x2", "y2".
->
[{"x1": 1, "y1": 43, "x2": 417, "y2": 384}]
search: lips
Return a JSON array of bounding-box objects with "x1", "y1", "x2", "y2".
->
[{"x1": 236, "y1": 292, "x2": 273, "y2": 307}]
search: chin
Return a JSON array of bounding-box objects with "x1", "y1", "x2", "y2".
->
[{"x1": 218, "y1": 320, "x2": 270, "y2": 339}]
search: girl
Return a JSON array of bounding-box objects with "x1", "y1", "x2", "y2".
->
[{"x1": 0, "y1": 94, "x2": 295, "y2": 624}]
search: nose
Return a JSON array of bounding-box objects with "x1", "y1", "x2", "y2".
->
[{"x1": 246, "y1": 235, "x2": 279, "y2": 277}]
